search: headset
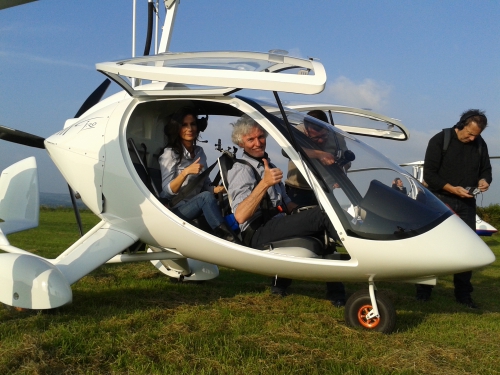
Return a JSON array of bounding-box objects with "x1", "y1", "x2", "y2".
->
[
  {"x1": 195, "y1": 109, "x2": 209, "y2": 132},
  {"x1": 455, "y1": 110, "x2": 487, "y2": 130},
  {"x1": 163, "y1": 106, "x2": 209, "y2": 137}
]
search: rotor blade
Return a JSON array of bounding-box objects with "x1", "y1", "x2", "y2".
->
[
  {"x1": 68, "y1": 185, "x2": 84, "y2": 237},
  {"x1": 0, "y1": 0, "x2": 37, "y2": 10},
  {"x1": 0, "y1": 125, "x2": 45, "y2": 149},
  {"x1": 74, "y1": 78, "x2": 111, "y2": 118}
]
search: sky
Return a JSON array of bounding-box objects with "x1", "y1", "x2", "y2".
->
[{"x1": 1, "y1": 0, "x2": 499, "y2": 205}]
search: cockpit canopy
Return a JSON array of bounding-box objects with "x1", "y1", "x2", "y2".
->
[{"x1": 254, "y1": 101, "x2": 452, "y2": 240}]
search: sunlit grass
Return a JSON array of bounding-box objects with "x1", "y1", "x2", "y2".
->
[{"x1": 1, "y1": 208, "x2": 499, "y2": 374}]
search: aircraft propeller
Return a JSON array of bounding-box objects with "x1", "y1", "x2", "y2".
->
[{"x1": 0, "y1": 126, "x2": 45, "y2": 149}]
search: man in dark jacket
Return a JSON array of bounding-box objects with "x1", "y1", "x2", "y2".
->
[
  {"x1": 417, "y1": 109, "x2": 492, "y2": 308},
  {"x1": 391, "y1": 177, "x2": 407, "y2": 195}
]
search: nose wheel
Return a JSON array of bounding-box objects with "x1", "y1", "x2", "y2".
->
[{"x1": 344, "y1": 289, "x2": 396, "y2": 333}]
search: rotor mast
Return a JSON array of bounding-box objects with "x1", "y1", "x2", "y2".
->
[
  {"x1": 132, "y1": 0, "x2": 179, "y2": 57},
  {"x1": 158, "y1": 0, "x2": 179, "y2": 53}
]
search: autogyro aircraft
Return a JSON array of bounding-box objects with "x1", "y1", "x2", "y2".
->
[{"x1": 0, "y1": 1, "x2": 495, "y2": 333}]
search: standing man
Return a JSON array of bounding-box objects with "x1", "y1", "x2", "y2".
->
[
  {"x1": 226, "y1": 115, "x2": 340, "y2": 298},
  {"x1": 417, "y1": 109, "x2": 492, "y2": 308}
]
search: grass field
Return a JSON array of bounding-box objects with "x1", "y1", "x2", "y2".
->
[{"x1": 1, "y1": 208, "x2": 500, "y2": 374}]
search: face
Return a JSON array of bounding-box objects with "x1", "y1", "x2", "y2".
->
[
  {"x1": 396, "y1": 179, "x2": 403, "y2": 187},
  {"x1": 240, "y1": 126, "x2": 267, "y2": 158},
  {"x1": 179, "y1": 114, "x2": 198, "y2": 142},
  {"x1": 456, "y1": 122, "x2": 482, "y2": 143},
  {"x1": 305, "y1": 124, "x2": 328, "y2": 145}
]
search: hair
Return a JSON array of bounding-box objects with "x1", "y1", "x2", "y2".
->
[
  {"x1": 230, "y1": 115, "x2": 267, "y2": 146},
  {"x1": 306, "y1": 110, "x2": 329, "y2": 123},
  {"x1": 394, "y1": 177, "x2": 401, "y2": 183},
  {"x1": 164, "y1": 108, "x2": 200, "y2": 163},
  {"x1": 304, "y1": 110, "x2": 329, "y2": 133},
  {"x1": 458, "y1": 109, "x2": 487, "y2": 131}
]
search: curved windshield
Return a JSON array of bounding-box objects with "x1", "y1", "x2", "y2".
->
[{"x1": 244, "y1": 98, "x2": 453, "y2": 240}]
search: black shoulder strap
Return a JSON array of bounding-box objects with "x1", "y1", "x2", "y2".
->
[
  {"x1": 235, "y1": 159, "x2": 262, "y2": 182},
  {"x1": 169, "y1": 160, "x2": 218, "y2": 207},
  {"x1": 477, "y1": 135, "x2": 484, "y2": 157},
  {"x1": 234, "y1": 158, "x2": 274, "y2": 222},
  {"x1": 442, "y1": 128, "x2": 452, "y2": 154}
]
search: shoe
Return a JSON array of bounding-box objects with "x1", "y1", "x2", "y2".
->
[
  {"x1": 416, "y1": 293, "x2": 430, "y2": 302},
  {"x1": 456, "y1": 297, "x2": 479, "y2": 309},
  {"x1": 270, "y1": 287, "x2": 288, "y2": 297},
  {"x1": 214, "y1": 223, "x2": 240, "y2": 244},
  {"x1": 330, "y1": 299, "x2": 346, "y2": 308}
]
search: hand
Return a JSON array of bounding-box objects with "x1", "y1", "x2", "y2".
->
[
  {"x1": 317, "y1": 151, "x2": 335, "y2": 166},
  {"x1": 183, "y1": 157, "x2": 203, "y2": 176},
  {"x1": 214, "y1": 185, "x2": 226, "y2": 194},
  {"x1": 262, "y1": 158, "x2": 283, "y2": 187},
  {"x1": 455, "y1": 186, "x2": 474, "y2": 198},
  {"x1": 478, "y1": 179, "x2": 489, "y2": 192}
]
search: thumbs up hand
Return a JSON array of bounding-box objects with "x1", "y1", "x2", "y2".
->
[
  {"x1": 262, "y1": 158, "x2": 283, "y2": 187},
  {"x1": 183, "y1": 157, "x2": 203, "y2": 176}
]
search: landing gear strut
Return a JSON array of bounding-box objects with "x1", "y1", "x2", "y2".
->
[{"x1": 344, "y1": 281, "x2": 396, "y2": 333}]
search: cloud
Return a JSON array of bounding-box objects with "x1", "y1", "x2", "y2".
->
[
  {"x1": 323, "y1": 76, "x2": 392, "y2": 111},
  {"x1": 0, "y1": 50, "x2": 92, "y2": 70}
]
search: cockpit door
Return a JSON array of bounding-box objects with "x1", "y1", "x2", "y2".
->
[
  {"x1": 95, "y1": 51, "x2": 326, "y2": 97},
  {"x1": 286, "y1": 104, "x2": 408, "y2": 141}
]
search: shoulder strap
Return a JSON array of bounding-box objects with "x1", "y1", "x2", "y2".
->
[
  {"x1": 169, "y1": 160, "x2": 218, "y2": 207},
  {"x1": 234, "y1": 158, "x2": 274, "y2": 223},
  {"x1": 477, "y1": 135, "x2": 483, "y2": 157},
  {"x1": 235, "y1": 159, "x2": 262, "y2": 182},
  {"x1": 442, "y1": 128, "x2": 452, "y2": 154}
]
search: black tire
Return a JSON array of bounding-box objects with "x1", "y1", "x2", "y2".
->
[{"x1": 344, "y1": 289, "x2": 396, "y2": 333}]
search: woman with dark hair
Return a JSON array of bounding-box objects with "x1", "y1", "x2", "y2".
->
[{"x1": 159, "y1": 109, "x2": 238, "y2": 243}]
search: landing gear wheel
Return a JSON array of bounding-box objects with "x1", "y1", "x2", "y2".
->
[{"x1": 344, "y1": 289, "x2": 396, "y2": 333}]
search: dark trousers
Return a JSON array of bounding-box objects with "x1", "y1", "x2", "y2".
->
[
  {"x1": 416, "y1": 194, "x2": 476, "y2": 300},
  {"x1": 251, "y1": 206, "x2": 336, "y2": 248},
  {"x1": 252, "y1": 205, "x2": 345, "y2": 300}
]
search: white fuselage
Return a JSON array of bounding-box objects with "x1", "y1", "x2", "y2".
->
[{"x1": 44, "y1": 93, "x2": 495, "y2": 284}]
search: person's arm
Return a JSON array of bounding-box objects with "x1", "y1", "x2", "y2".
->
[
  {"x1": 441, "y1": 183, "x2": 473, "y2": 198},
  {"x1": 478, "y1": 139, "x2": 492, "y2": 192},
  {"x1": 234, "y1": 159, "x2": 283, "y2": 224},
  {"x1": 169, "y1": 157, "x2": 203, "y2": 194},
  {"x1": 423, "y1": 133, "x2": 448, "y2": 191},
  {"x1": 159, "y1": 148, "x2": 204, "y2": 195},
  {"x1": 303, "y1": 148, "x2": 336, "y2": 165}
]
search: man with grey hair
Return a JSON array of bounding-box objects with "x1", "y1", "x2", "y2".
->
[{"x1": 226, "y1": 115, "x2": 339, "y2": 296}]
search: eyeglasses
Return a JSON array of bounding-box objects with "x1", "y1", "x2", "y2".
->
[
  {"x1": 308, "y1": 134, "x2": 328, "y2": 142},
  {"x1": 305, "y1": 126, "x2": 328, "y2": 141}
]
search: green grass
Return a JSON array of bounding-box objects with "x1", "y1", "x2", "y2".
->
[{"x1": 1, "y1": 208, "x2": 500, "y2": 374}]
